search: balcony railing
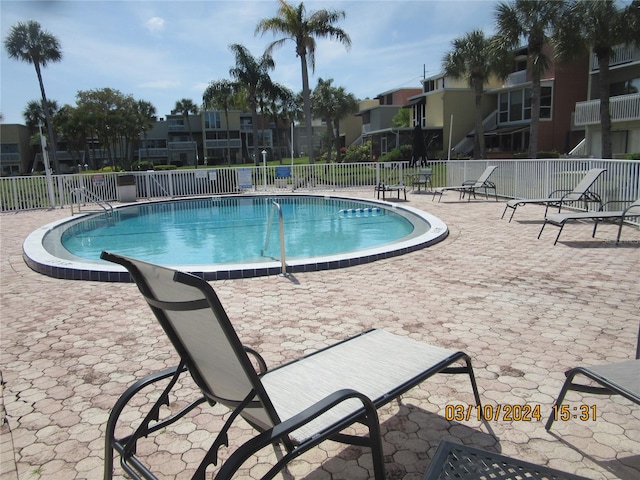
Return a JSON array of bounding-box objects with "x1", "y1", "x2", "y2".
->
[
  {"x1": 574, "y1": 92, "x2": 640, "y2": 125},
  {"x1": 168, "y1": 141, "x2": 197, "y2": 150},
  {"x1": 137, "y1": 148, "x2": 168, "y2": 158},
  {"x1": 205, "y1": 139, "x2": 242, "y2": 149},
  {"x1": 504, "y1": 70, "x2": 527, "y2": 87},
  {"x1": 591, "y1": 44, "x2": 635, "y2": 71}
]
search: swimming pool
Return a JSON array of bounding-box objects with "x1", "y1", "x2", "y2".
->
[{"x1": 23, "y1": 194, "x2": 448, "y2": 281}]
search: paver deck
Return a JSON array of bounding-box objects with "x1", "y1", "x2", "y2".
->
[{"x1": 1, "y1": 189, "x2": 639, "y2": 480}]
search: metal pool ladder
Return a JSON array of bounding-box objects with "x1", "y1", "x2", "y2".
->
[
  {"x1": 262, "y1": 201, "x2": 288, "y2": 276},
  {"x1": 70, "y1": 187, "x2": 113, "y2": 215}
]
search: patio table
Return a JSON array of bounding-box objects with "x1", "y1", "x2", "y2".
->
[{"x1": 423, "y1": 440, "x2": 590, "y2": 480}]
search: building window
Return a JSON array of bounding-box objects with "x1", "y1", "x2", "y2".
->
[
  {"x1": 499, "y1": 85, "x2": 553, "y2": 123},
  {"x1": 168, "y1": 118, "x2": 185, "y2": 131},
  {"x1": 204, "y1": 111, "x2": 221, "y2": 129},
  {"x1": 610, "y1": 77, "x2": 640, "y2": 96},
  {"x1": 413, "y1": 104, "x2": 426, "y2": 128}
]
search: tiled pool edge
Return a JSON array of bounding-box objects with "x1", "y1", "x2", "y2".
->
[{"x1": 22, "y1": 195, "x2": 449, "y2": 282}]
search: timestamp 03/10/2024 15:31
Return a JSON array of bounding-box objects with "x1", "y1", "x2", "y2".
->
[{"x1": 444, "y1": 404, "x2": 597, "y2": 422}]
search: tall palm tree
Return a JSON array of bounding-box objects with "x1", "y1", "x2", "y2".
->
[
  {"x1": 172, "y1": 98, "x2": 200, "y2": 167},
  {"x1": 554, "y1": 0, "x2": 637, "y2": 159},
  {"x1": 255, "y1": 0, "x2": 351, "y2": 164},
  {"x1": 442, "y1": 30, "x2": 500, "y2": 159},
  {"x1": 228, "y1": 44, "x2": 275, "y2": 166},
  {"x1": 203, "y1": 79, "x2": 238, "y2": 165},
  {"x1": 4, "y1": 20, "x2": 62, "y2": 172},
  {"x1": 494, "y1": 0, "x2": 563, "y2": 158}
]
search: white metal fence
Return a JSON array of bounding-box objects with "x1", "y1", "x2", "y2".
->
[{"x1": 2, "y1": 159, "x2": 639, "y2": 218}]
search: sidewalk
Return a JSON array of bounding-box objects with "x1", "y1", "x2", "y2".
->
[{"x1": 1, "y1": 190, "x2": 639, "y2": 479}]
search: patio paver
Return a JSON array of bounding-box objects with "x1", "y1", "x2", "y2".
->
[{"x1": 1, "y1": 189, "x2": 639, "y2": 479}]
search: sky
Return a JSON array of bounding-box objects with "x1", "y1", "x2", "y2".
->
[{"x1": 0, "y1": 0, "x2": 499, "y2": 125}]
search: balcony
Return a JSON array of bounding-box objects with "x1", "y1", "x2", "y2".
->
[
  {"x1": 205, "y1": 139, "x2": 242, "y2": 149},
  {"x1": 137, "y1": 148, "x2": 168, "y2": 158},
  {"x1": 591, "y1": 44, "x2": 637, "y2": 71},
  {"x1": 504, "y1": 70, "x2": 527, "y2": 87},
  {"x1": 574, "y1": 92, "x2": 640, "y2": 125},
  {"x1": 168, "y1": 141, "x2": 197, "y2": 150}
]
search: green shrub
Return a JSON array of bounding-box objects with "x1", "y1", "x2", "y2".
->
[
  {"x1": 625, "y1": 152, "x2": 640, "y2": 160},
  {"x1": 379, "y1": 145, "x2": 411, "y2": 162},
  {"x1": 342, "y1": 142, "x2": 371, "y2": 163}
]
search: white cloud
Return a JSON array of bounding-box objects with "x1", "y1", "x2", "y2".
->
[{"x1": 144, "y1": 17, "x2": 165, "y2": 35}]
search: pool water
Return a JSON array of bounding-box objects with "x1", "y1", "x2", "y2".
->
[{"x1": 60, "y1": 196, "x2": 415, "y2": 265}]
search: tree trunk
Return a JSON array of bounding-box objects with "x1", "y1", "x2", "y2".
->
[
  {"x1": 528, "y1": 72, "x2": 541, "y2": 159},
  {"x1": 300, "y1": 55, "x2": 314, "y2": 164},
  {"x1": 325, "y1": 118, "x2": 335, "y2": 162},
  {"x1": 473, "y1": 79, "x2": 486, "y2": 159},
  {"x1": 224, "y1": 109, "x2": 231, "y2": 165},
  {"x1": 34, "y1": 62, "x2": 59, "y2": 172},
  {"x1": 598, "y1": 53, "x2": 613, "y2": 159}
]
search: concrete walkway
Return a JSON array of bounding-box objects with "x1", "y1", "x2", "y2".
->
[{"x1": 1, "y1": 189, "x2": 639, "y2": 480}]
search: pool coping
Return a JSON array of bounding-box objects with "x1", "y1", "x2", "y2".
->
[{"x1": 22, "y1": 193, "x2": 449, "y2": 282}]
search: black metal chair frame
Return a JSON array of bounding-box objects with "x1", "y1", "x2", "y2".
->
[
  {"x1": 538, "y1": 199, "x2": 640, "y2": 245},
  {"x1": 101, "y1": 251, "x2": 483, "y2": 480},
  {"x1": 545, "y1": 324, "x2": 640, "y2": 431},
  {"x1": 501, "y1": 168, "x2": 607, "y2": 222}
]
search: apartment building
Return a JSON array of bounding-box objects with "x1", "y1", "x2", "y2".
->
[
  {"x1": 356, "y1": 88, "x2": 421, "y2": 159},
  {"x1": 573, "y1": 44, "x2": 640, "y2": 157}
]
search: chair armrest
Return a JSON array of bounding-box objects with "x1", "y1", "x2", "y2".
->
[
  {"x1": 549, "y1": 188, "x2": 571, "y2": 198},
  {"x1": 244, "y1": 346, "x2": 268, "y2": 374},
  {"x1": 217, "y1": 389, "x2": 382, "y2": 479}
]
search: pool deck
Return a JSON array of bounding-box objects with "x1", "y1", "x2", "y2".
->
[{"x1": 1, "y1": 189, "x2": 639, "y2": 480}]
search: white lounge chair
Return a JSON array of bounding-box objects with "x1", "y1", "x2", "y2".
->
[
  {"x1": 538, "y1": 198, "x2": 640, "y2": 244},
  {"x1": 101, "y1": 251, "x2": 483, "y2": 480},
  {"x1": 433, "y1": 165, "x2": 498, "y2": 203},
  {"x1": 502, "y1": 168, "x2": 606, "y2": 222}
]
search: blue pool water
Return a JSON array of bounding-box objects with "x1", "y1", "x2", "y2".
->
[
  {"x1": 24, "y1": 194, "x2": 448, "y2": 281},
  {"x1": 61, "y1": 196, "x2": 414, "y2": 264}
]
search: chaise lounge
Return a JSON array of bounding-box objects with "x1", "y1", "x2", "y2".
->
[
  {"x1": 433, "y1": 165, "x2": 498, "y2": 203},
  {"x1": 101, "y1": 251, "x2": 483, "y2": 480},
  {"x1": 538, "y1": 198, "x2": 640, "y2": 244},
  {"x1": 502, "y1": 167, "x2": 606, "y2": 222},
  {"x1": 545, "y1": 324, "x2": 640, "y2": 431}
]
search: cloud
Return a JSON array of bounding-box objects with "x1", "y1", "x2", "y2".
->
[{"x1": 144, "y1": 17, "x2": 165, "y2": 35}]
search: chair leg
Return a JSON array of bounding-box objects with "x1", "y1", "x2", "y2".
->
[
  {"x1": 545, "y1": 373, "x2": 575, "y2": 431},
  {"x1": 554, "y1": 224, "x2": 564, "y2": 245},
  {"x1": 537, "y1": 221, "x2": 547, "y2": 239}
]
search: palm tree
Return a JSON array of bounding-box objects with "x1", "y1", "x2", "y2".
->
[
  {"x1": 4, "y1": 20, "x2": 62, "y2": 172},
  {"x1": 172, "y1": 99, "x2": 200, "y2": 167},
  {"x1": 263, "y1": 82, "x2": 296, "y2": 162},
  {"x1": 494, "y1": 0, "x2": 563, "y2": 158},
  {"x1": 228, "y1": 44, "x2": 275, "y2": 166},
  {"x1": 255, "y1": 0, "x2": 351, "y2": 164},
  {"x1": 442, "y1": 30, "x2": 500, "y2": 159},
  {"x1": 311, "y1": 78, "x2": 358, "y2": 162},
  {"x1": 332, "y1": 87, "x2": 358, "y2": 163},
  {"x1": 22, "y1": 99, "x2": 58, "y2": 133},
  {"x1": 134, "y1": 100, "x2": 157, "y2": 165},
  {"x1": 554, "y1": 0, "x2": 637, "y2": 159},
  {"x1": 203, "y1": 79, "x2": 238, "y2": 165}
]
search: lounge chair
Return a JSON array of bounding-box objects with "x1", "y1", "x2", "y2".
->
[
  {"x1": 538, "y1": 198, "x2": 640, "y2": 245},
  {"x1": 502, "y1": 167, "x2": 606, "y2": 222},
  {"x1": 101, "y1": 251, "x2": 483, "y2": 480},
  {"x1": 545, "y1": 324, "x2": 640, "y2": 431},
  {"x1": 433, "y1": 165, "x2": 498, "y2": 203}
]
